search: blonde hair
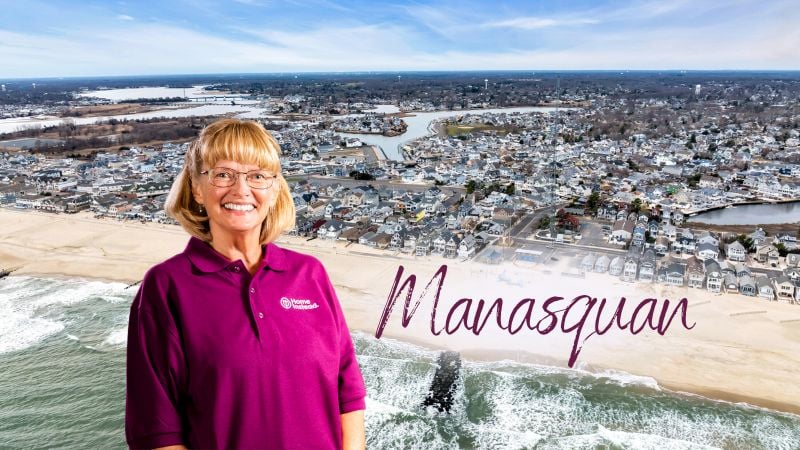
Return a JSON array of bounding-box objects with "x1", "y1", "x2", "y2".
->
[{"x1": 165, "y1": 118, "x2": 295, "y2": 244}]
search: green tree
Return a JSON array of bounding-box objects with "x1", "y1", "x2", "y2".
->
[
  {"x1": 465, "y1": 180, "x2": 477, "y2": 194},
  {"x1": 736, "y1": 235, "x2": 755, "y2": 253},
  {"x1": 587, "y1": 191, "x2": 600, "y2": 213},
  {"x1": 537, "y1": 215, "x2": 551, "y2": 229},
  {"x1": 631, "y1": 198, "x2": 642, "y2": 213},
  {"x1": 504, "y1": 183, "x2": 516, "y2": 195}
]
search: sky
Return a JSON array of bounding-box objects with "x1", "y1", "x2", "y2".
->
[{"x1": 1, "y1": 0, "x2": 799, "y2": 78}]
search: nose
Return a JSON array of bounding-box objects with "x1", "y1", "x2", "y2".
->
[{"x1": 230, "y1": 173, "x2": 252, "y2": 194}]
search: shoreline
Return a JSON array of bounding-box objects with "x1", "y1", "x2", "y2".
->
[{"x1": 2, "y1": 208, "x2": 799, "y2": 416}]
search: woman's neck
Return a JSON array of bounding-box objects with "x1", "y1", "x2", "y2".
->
[{"x1": 209, "y1": 231, "x2": 263, "y2": 274}]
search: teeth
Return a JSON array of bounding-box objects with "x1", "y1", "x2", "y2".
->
[{"x1": 223, "y1": 203, "x2": 255, "y2": 211}]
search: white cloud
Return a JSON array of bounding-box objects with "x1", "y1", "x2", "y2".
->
[
  {"x1": 116, "y1": 14, "x2": 135, "y2": 21},
  {"x1": 3, "y1": 13, "x2": 800, "y2": 78},
  {"x1": 484, "y1": 17, "x2": 598, "y2": 30}
]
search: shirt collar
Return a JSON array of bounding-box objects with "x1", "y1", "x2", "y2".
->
[{"x1": 184, "y1": 236, "x2": 287, "y2": 273}]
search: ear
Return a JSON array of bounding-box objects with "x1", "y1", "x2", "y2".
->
[{"x1": 191, "y1": 174, "x2": 205, "y2": 206}]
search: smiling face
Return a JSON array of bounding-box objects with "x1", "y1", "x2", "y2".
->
[{"x1": 192, "y1": 159, "x2": 278, "y2": 242}]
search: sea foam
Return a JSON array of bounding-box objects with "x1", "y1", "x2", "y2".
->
[{"x1": 0, "y1": 276, "x2": 130, "y2": 354}]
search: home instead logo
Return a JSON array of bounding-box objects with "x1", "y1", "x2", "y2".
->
[
  {"x1": 374, "y1": 265, "x2": 696, "y2": 367},
  {"x1": 280, "y1": 296, "x2": 320, "y2": 311}
]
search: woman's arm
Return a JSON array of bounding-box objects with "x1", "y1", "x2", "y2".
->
[
  {"x1": 154, "y1": 446, "x2": 188, "y2": 450},
  {"x1": 126, "y1": 269, "x2": 188, "y2": 449},
  {"x1": 341, "y1": 410, "x2": 365, "y2": 450}
]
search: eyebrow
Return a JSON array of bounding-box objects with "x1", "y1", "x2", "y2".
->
[{"x1": 213, "y1": 166, "x2": 273, "y2": 174}]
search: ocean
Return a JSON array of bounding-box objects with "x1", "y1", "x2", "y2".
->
[{"x1": 1, "y1": 276, "x2": 799, "y2": 449}]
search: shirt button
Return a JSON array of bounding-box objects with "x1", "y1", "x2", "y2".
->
[
  {"x1": 233, "y1": 266, "x2": 240, "y2": 272},
  {"x1": 250, "y1": 287, "x2": 255, "y2": 294},
  {"x1": 258, "y1": 312, "x2": 264, "y2": 319}
]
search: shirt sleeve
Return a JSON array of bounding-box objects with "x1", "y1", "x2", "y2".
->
[
  {"x1": 321, "y1": 265, "x2": 367, "y2": 414},
  {"x1": 125, "y1": 267, "x2": 188, "y2": 449}
]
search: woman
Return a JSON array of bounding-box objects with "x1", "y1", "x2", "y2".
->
[{"x1": 126, "y1": 119, "x2": 366, "y2": 449}]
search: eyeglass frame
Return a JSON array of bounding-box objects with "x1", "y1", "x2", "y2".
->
[{"x1": 199, "y1": 167, "x2": 278, "y2": 190}]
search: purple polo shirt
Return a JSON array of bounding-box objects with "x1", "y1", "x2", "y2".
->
[{"x1": 126, "y1": 237, "x2": 366, "y2": 449}]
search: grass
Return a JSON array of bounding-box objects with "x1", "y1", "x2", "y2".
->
[{"x1": 445, "y1": 123, "x2": 518, "y2": 137}]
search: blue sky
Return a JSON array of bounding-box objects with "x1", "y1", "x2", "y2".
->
[{"x1": 2, "y1": 0, "x2": 799, "y2": 77}]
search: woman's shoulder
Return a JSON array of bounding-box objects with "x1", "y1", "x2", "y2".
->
[
  {"x1": 141, "y1": 249, "x2": 194, "y2": 286},
  {"x1": 267, "y1": 242, "x2": 326, "y2": 274}
]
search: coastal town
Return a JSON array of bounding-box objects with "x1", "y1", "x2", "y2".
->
[{"x1": 1, "y1": 73, "x2": 799, "y2": 305}]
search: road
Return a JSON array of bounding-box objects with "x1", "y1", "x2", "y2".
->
[{"x1": 288, "y1": 175, "x2": 467, "y2": 195}]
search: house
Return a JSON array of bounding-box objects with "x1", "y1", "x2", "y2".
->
[
  {"x1": 723, "y1": 273, "x2": 738, "y2": 293},
  {"x1": 292, "y1": 216, "x2": 314, "y2": 237},
  {"x1": 773, "y1": 276, "x2": 795, "y2": 301},
  {"x1": 403, "y1": 230, "x2": 419, "y2": 253},
  {"x1": 686, "y1": 257, "x2": 705, "y2": 289},
  {"x1": 749, "y1": 228, "x2": 767, "y2": 246},
  {"x1": 675, "y1": 233, "x2": 697, "y2": 255},
  {"x1": 662, "y1": 223, "x2": 677, "y2": 241},
  {"x1": 734, "y1": 263, "x2": 751, "y2": 279},
  {"x1": 638, "y1": 249, "x2": 657, "y2": 282},
  {"x1": 632, "y1": 225, "x2": 647, "y2": 247},
  {"x1": 726, "y1": 241, "x2": 747, "y2": 262},
  {"x1": 581, "y1": 254, "x2": 597, "y2": 273},
  {"x1": 662, "y1": 262, "x2": 686, "y2": 286},
  {"x1": 347, "y1": 192, "x2": 364, "y2": 207},
  {"x1": 696, "y1": 231, "x2": 720, "y2": 247},
  {"x1": 609, "y1": 256, "x2": 624, "y2": 276},
  {"x1": 445, "y1": 235, "x2": 461, "y2": 258},
  {"x1": 390, "y1": 229, "x2": 406, "y2": 251},
  {"x1": 622, "y1": 256, "x2": 639, "y2": 282},
  {"x1": 738, "y1": 275, "x2": 757, "y2": 296},
  {"x1": 786, "y1": 267, "x2": 800, "y2": 282},
  {"x1": 775, "y1": 232, "x2": 798, "y2": 249},
  {"x1": 320, "y1": 220, "x2": 345, "y2": 240},
  {"x1": 611, "y1": 218, "x2": 635, "y2": 244},
  {"x1": 493, "y1": 207, "x2": 514, "y2": 221},
  {"x1": 654, "y1": 237, "x2": 670, "y2": 256},
  {"x1": 415, "y1": 237, "x2": 431, "y2": 256},
  {"x1": 457, "y1": 235, "x2": 477, "y2": 259},
  {"x1": 594, "y1": 255, "x2": 611, "y2": 273},
  {"x1": 705, "y1": 260, "x2": 723, "y2": 293},
  {"x1": 696, "y1": 242, "x2": 720, "y2": 261},
  {"x1": 358, "y1": 231, "x2": 376, "y2": 246},
  {"x1": 432, "y1": 233, "x2": 448, "y2": 255},
  {"x1": 786, "y1": 253, "x2": 800, "y2": 268},
  {"x1": 754, "y1": 245, "x2": 780, "y2": 266},
  {"x1": 756, "y1": 276, "x2": 775, "y2": 300},
  {"x1": 340, "y1": 226, "x2": 368, "y2": 243},
  {"x1": 474, "y1": 231, "x2": 492, "y2": 247},
  {"x1": 374, "y1": 233, "x2": 393, "y2": 249}
]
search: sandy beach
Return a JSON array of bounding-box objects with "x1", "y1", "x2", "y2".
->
[{"x1": 1, "y1": 208, "x2": 799, "y2": 415}]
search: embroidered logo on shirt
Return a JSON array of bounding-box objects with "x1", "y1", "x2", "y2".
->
[{"x1": 280, "y1": 296, "x2": 319, "y2": 310}]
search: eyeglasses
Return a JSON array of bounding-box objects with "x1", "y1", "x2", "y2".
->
[{"x1": 200, "y1": 167, "x2": 277, "y2": 189}]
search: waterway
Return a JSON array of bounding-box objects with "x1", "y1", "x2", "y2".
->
[
  {"x1": 0, "y1": 104, "x2": 264, "y2": 135},
  {"x1": 77, "y1": 86, "x2": 213, "y2": 101},
  {"x1": 689, "y1": 201, "x2": 800, "y2": 225},
  {"x1": 344, "y1": 105, "x2": 559, "y2": 160},
  {"x1": 1, "y1": 84, "x2": 559, "y2": 160}
]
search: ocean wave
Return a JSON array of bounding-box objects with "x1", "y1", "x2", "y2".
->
[
  {"x1": 0, "y1": 309, "x2": 64, "y2": 354},
  {"x1": 352, "y1": 334, "x2": 800, "y2": 449},
  {"x1": 102, "y1": 326, "x2": 128, "y2": 347},
  {"x1": 593, "y1": 369, "x2": 661, "y2": 390},
  {"x1": 0, "y1": 276, "x2": 131, "y2": 354},
  {"x1": 537, "y1": 425, "x2": 719, "y2": 449}
]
